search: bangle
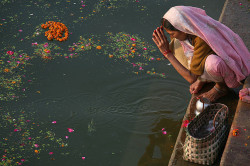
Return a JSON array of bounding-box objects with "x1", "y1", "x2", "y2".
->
[{"x1": 163, "y1": 50, "x2": 172, "y2": 56}]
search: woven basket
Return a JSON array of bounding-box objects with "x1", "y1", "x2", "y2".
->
[{"x1": 183, "y1": 102, "x2": 229, "y2": 165}]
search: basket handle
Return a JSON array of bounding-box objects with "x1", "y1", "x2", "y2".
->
[{"x1": 213, "y1": 105, "x2": 228, "y2": 129}]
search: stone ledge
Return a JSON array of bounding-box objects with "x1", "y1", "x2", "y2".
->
[{"x1": 220, "y1": 76, "x2": 250, "y2": 166}]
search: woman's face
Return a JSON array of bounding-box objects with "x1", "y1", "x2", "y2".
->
[{"x1": 164, "y1": 28, "x2": 188, "y2": 41}]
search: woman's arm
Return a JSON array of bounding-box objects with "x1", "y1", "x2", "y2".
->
[
  {"x1": 165, "y1": 52, "x2": 198, "y2": 83},
  {"x1": 152, "y1": 26, "x2": 197, "y2": 83}
]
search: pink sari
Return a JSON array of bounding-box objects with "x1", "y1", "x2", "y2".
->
[{"x1": 163, "y1": 6, "x2": 250, "y2": 85}]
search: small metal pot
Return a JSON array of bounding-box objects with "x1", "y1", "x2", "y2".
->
[{"x1": 195, "y1": 98, "x2": 210, "y2": 116}]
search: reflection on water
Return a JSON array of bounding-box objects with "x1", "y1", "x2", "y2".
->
[{"x1": 1, "y1": 0, "x2": 225, "y2": 165}]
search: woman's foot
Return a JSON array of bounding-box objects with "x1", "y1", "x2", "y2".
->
[
  {"x1": 189, "y1": 79, "x2": 206, "y2": 94},
  {"x1": 198, "y1": 83, "x2": 229, "y2": 103},
  {"x1": 239, "y1": 88, "x2": 250, "y2": 103}
]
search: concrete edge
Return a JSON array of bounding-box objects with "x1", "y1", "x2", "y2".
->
[
  {"x1": 168, "y1": 99, "x2": 192, "y2": 166},
  {"x1": 219, "y1": 0, "x2": 229, "y2": 22}
]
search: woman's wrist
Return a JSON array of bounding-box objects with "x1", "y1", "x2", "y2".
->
[{"x1": 163, "y1": 50, "x2": 173, "y2": 59}]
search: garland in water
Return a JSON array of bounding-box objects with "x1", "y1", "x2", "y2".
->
[{"x1": 41, "y1": 21, "x2": 69, "y2": 42}]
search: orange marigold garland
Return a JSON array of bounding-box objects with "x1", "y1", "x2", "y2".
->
[{"x1": 41, "y1": 21, "x2": 69, "y2": 41}]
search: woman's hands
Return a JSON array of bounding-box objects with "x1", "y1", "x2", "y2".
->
[
  {"x1": 152, "y1": 26, "x2": 171, "y2": 58},
  {"x1": 189, "y1": 79, "x2": 205, "y2": 94}
]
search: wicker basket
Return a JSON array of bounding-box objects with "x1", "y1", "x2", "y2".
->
[{"x1": 183, "y1": 103, "x2": 229, "y2": 165}]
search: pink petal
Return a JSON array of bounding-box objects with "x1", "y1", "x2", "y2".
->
[
  {"x1": 52, "y1": 121, "x2": 57, "y2": 124},
  {"x1": 65, "y1": 136, "x2": 69, "y2": 139},
  {"x1": 49, "y1": 152, "x2": 54, "y2": 155},
  {"x1": 82, "y1": 157, "x2": 86, "y2": 160},
  {"x1": 7, "y1": 51, "x2": 14, "y2": 55},
  {"x1": 18, "y1": 29, "x2": 23, "y2": 32},
  {"x1": 161, "y1": 128, "x2": 165, "y2": 131},
  {"x1": 67, "y1": 128, "x2": 74, "y2": 133},
  {"x1": 34, "y1": 144, "x2": 39, "y2": 148},
  {"x1": 162, "y1": 131, "x2": 167, "y2": 135},
  {"x1": 139, "y1": 67, "x2": 143, "y2": 70}
]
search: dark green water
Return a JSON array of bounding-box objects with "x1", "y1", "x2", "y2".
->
[{"x1": 1, "y1": 0, "x2": 225, "y2": 165}]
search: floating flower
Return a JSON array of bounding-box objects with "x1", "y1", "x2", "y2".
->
[
  {"x1": 67, "y1": 128, "x2": 74, "y2": 132},
  {"x1": 156, "y1": 58, "x2": 161, "y2": 61},
  {"x1": 162, "y1": 131, "x2": 167, "y2": 135},
  {"x1": 52, "y1": 121, "x2": 57, "y2": 124},
  {"x1": 3, "y1": 68, "x2": 10, "y2": 73},
  {"x1": 232, "y1": 129, "x2": 239, "y2": 136},
  {"x1": 109, "y1": 54, "x2": 114, "y2": 58},
  {"x1": 32, "y1": 42, "x2": 38, "y2": 46},
  {"x1": 7, "y1": 51, "x2": 14, "y2": 55},
  {"x1": 132, "y1": 44, "x2": 136, "y2": 47},
  {"x1": 143, "y1": 47, "x2": 147, "y2": 50},
  {"x1": 28, "y1": 137, "x2": 32, "y2": 140},
  {"x1": 49, "y1": 152, "x2": 54, "y2": 155},
  {"x1": 96, "y1": 46, "x2": 102, "y2": 50},
  {"x1": 21, "y1": 159, "x2": 25, "y2": 162},
  {"x1": 43, "y1": 43, "x2": 49, "y2": 48},
  {"x1": 139, "y1": 67, "x2": 143, "y2": 70},
  {"x1": 82, "y1": 157, "x2": 86, "y2": 160},
  {"x1": 65, "y1": 136, "x2": 69, "y2": 139},
  {"x1": 34, "y1": 144, "x2": 39, "y2": 148},
  {"x1": 44, "y1": 49, "x2": 51, "y2": 53},
  {"x1": 34, "y1": 150, "x2": 39, "y2": 154},
  {"x1": 130, "y1": 38, "x2": 136, "y2": 41},
  {"x1": 18, "y1": 29, "x2": 23, "y2": 32},
  {"x1": 132, "y1": 63, "x2": 137, "y2": 67}
]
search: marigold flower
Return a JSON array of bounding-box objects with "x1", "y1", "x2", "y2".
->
[
  {"x1": 4, "y1": 68, "x2": 10, "y2": 72},
  {"x1": 96, "y1": 46, "x2": 102, "y2": 50}
]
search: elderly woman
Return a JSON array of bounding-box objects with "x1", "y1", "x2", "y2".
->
[{"x1": 152, "y1": 6, "x2": 250, "y2": 102}]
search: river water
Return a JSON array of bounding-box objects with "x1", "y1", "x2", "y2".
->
[{"x1": 0, "y1": 0, "x2": 225, "y2": 165}]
